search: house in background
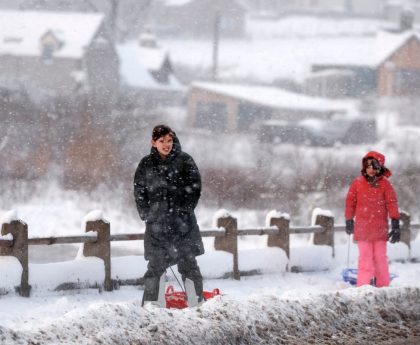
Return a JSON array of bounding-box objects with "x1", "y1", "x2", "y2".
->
[
  {"x1": 0, "y1": 10, "x2": 119, "y2": 102},
  {"x1": 307, "y1": 30, "x2": 420, "y2": 98},
  {"x1": 0, "y1": 0, "x2": 94, "y2": 11},
  {"x1": 303, "y1": 69, "x2": 356, "y2": 99},
  {"x1": 117, "y1": 33, "x2": 184, "y2": 108},
  {"x1": 384, "y1": 1, "x2": 420, "y2": 23},
  {"x1": 244, "y1": 0, "x2": 385, "y2": 18},
  {"x1": 187, "y1": 81, "x2": 356, "y2": 133},
  {"x1": 148, "y1": 0, "x2": 247, "y2": 38}
]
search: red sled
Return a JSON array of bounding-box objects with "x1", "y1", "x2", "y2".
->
[{"x1": 165, "y1": 285, "x2": 221, "y2": 309}]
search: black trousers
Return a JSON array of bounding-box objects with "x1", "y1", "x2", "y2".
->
[{"x1": 142, "y1": 243, "x2": 203, "y2": 303}]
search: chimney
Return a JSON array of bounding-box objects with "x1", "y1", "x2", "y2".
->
[{"x1": 400, "y1": 8, "x2": 414, "y2": 32}]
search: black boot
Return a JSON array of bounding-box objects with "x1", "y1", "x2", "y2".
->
[
  {"x1": 181, "y1": 267, "x2": 203, "y2": 305},
  {"x1": 142, "y1": 272, "x2": 166, "y2": 307},
  {"x1": 370, "y1": 276, "x2": 376, "y2": 287}
]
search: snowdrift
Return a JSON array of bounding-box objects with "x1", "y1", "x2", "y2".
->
[{"x1": 0, "y1": 286, "x2": 418, "y2": 345}]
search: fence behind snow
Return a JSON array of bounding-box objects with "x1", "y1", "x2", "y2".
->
[{"x1": 0, "y1": 210, "x2": 419, "y2": 297}]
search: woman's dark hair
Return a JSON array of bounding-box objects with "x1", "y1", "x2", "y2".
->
[{"x1": 152, "y1": 124, "x2": 174, "y2": 141}]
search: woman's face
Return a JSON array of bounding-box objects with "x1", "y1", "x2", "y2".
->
[{"x1": 152, "y1": 134, "x2": 173, "y2": 159}]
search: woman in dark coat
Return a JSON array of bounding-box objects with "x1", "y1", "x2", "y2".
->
[{"x1": 134, "y1": 124, "x2": 204, "y2": 306}]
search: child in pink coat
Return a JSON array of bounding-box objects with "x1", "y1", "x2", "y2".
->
[{"x1": 345, "y1": 151, "x2": 400, "y2": 287}]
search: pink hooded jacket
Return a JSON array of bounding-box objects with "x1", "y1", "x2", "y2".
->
[{"x1": 345, "y1": 151, "x2": 400, "y2": 241}]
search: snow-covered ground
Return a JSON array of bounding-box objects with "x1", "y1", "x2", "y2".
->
[
  {"x1": 0, "y1": 259, "x2": 419, "y2": 344},
  {"x1": 1, "y1": 193, "x2": 420, "y2": 344}
]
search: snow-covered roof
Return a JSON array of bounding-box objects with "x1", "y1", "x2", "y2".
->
[
  {"x1": 117, "y1": 42, "x2": 183, "y2": 91},
  {"x1": 0, "y1": 10, "x2": 104, "y2": 59},
  {"x1": 191, "y1": 82, "x2": 355, "y2": 113},
  {"x1": 165, "y1": 0, "x2": 193, "y2": 7},
  {"x1": 313, "y1": 30, "x2": 420, "y2": 68},
  {"x1": 137, "y1": 46, "x2": 168, "y2": 72},
  {"x1": 164, "y1": 0, "x2": 245, "y2": 10},
  {"x1": 306, "y1": 69, "x2": 356, "y2": 79},
  {"x1": 247, "y1": 15, "x2": 395, "y2": 39}
]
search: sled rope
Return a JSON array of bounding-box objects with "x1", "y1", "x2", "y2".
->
[
  {"x1": 346, "y1": 234, "x2": 351, "y2": 269},
  {"x1": 169, "y1": 265, "x2": 185, "y2": 293}
]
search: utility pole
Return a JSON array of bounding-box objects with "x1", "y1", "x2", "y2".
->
[
  {"x1": 212, "y1": 11, "x2": 221, "y2": 81},
  {"x1": 345, "y1": 0, "x2": 353, "y2": 14}
]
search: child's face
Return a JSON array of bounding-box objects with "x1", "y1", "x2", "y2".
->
[
  {"x1": 366, "y1": 159, "x2": 379, "y2": 177},
  {"x1": 152, "y1": 134, "x2": 173, "y2": 158}
]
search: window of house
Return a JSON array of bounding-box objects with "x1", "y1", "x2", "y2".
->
[
  {"x1": 220, "y1": 16, "x2": 237, "y2": 31},
  {"x1": 41, "y1": 43, "x2": 55, "y2": 62},
  {"x1": 3, "y1": 37, "x2": 23, "y2": 44},
  {"x1": 238, "y1": 102, "x2": 272, "y2": 132},
  {"x1": 394, "y1": 69, "x2": 420, "y2": 96},
  {"x1": 196, "y1": 101, "x2": 227, "y2": 131}
]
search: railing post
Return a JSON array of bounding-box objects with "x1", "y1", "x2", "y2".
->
[
  {"x1": 399, "y1": 211, "x2": 411, "y2": 253},
  {"x1": 267, "y1": 215, "x2": 290, "y2": 260},
  {"x1": 214, "y1": 214, "x2": 239, "y2": 280},
  {"x1": 83, "y1": 219, "x2": 113, "y2": 291},
  {"x1": 0, "y1": 220, "x2": 31, "y2": 297},
  {"x1": 314, "y1": 214, "x2": 335, "y2": 258}
]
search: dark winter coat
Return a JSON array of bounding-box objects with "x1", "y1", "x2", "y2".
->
[
  {"x1": 345, "y1": 151, "x2": 400, "y2": 241},
  {"x1": 134, "y1": 136, "x2": 204, "y2": 260}
]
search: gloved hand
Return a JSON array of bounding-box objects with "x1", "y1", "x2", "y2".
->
[
  {"x1": 173, "y1": 209, "x2": 190, "y2": 234},
  {"x1": 388, "y1": 219, "x2": 400, "y2": 243},
  {"x1": 345, "y1": 219, "x2": 354, "y2": 235}
]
